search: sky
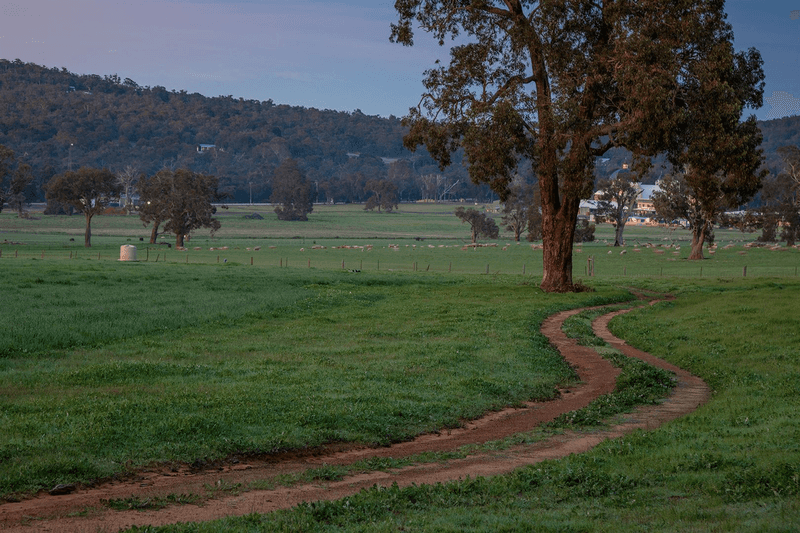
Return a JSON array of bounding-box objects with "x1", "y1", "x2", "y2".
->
[{"x1": 0, "y1": 0, "x2": 798, "y2": 120}]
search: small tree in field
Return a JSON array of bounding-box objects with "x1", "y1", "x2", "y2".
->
[
  {"x1": 455, "y1": 206, "x2": 499, "y2": 244},
  {"x1": 137, "y1": 169, "x2": 226, "y2": 248},
  {"x1": 501, "y1": 182, "x2": 534, "y2": 242},
  {"x1": 364, "y1": 179, "x2": 399, "y2": 213},
  {"x1": 44, "y1": 167, "x2": 121, "y2": 247},
  {"x1": 772, "y1": 146, "x2": 800, "y2": 246},
  {"x1": 0, "y1": 145, "x2": 35, "y2": 217},
  {"x1": 595, "y1": 163, "x2": 644, "y2": 246},
  {"x1": 6, "y1": 164, "x2": 35, "y2": 217},
  {"x1": 271, "y1": 158, "x2": 313, "y2": 221}
]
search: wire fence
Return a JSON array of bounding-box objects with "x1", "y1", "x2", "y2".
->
[{"x1": 2, "y1": 244, "x2": 799, "y2": 280}]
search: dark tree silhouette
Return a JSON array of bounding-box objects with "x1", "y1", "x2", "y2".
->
[
  {"x1": 6, "y1": 164, "x2": 35, "y2": 217},
  {"x1": 271, "y1": 158, "x2": 313, "y2": 221}
]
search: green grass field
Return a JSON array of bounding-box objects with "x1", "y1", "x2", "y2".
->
[
  {"x1": 1, "y1": 205, "x2": 799, "y2": 531},
  {"x1": 128, "y1": 279, "x2": 800, "y2": 533},
  {"x1": 2, "y1": 203, "x2": 798, "y2": 280}
]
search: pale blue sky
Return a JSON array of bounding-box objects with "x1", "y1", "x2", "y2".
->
[{"x1": 0, "y1": 0, "x2": 798, "y2": 119}]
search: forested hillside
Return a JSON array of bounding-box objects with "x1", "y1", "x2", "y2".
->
[
  {"x1": 0, "y1": 60, "x2": 491, "y2": 203},
  {"x1": 1, "y1": 59, "x2": 797, "y2": 204}
]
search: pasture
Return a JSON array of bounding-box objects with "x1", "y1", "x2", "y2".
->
[
  {"x1": 1, "y1": 202, "x2": 798, "y2": 280},
  {"x1": 128, "y1": 279, "x2": 800, "y2": 533},
  {"x1": 1, "y1": 204, "x2": 799, "y2": 531}
]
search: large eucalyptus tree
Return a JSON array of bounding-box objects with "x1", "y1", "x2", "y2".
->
[{"x1": 392, "y1": 0, "x2": 764, "y2": 291}]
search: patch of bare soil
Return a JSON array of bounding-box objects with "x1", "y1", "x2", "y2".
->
[{"x1": 0, "y1": 299, "x2": 710, "y2": 533}]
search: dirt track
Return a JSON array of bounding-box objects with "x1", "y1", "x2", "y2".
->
[{"x1": 0, "y1": 298, "x2": 711, "y2": 532}]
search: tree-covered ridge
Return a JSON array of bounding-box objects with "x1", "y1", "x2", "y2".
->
[{"x1": 0, "y1": 59, "x2": 488, "y2": 203}]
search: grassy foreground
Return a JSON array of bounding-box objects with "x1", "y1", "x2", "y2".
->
[
  {"x1": 131, "y1": 279, "x2": 800, "y2": 532},
  {"x1": 0, "y1": 259, "x2": 631, "y2": 497}
]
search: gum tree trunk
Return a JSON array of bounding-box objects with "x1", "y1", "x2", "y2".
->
[
  {"x1": 540, "y1": 192, "x2": 580, "y2": 292},
  {"x1": 688, "y1": 222, "x2": 708, "y2": 260}
]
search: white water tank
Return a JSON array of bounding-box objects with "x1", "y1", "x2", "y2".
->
[{"x1": 119, "y1": 245, "x2": 138, "y2": 262}]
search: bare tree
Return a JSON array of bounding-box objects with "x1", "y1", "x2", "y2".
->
[{"x1": 116, "y1": 165, "x2": 141, "y2": 212}]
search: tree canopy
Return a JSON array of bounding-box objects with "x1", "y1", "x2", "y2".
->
[
  {"x1": 393, "y1": 0, "x2": 765, "y2": 291},
  {"x1": 44, "y1": 167, "x2": 121, "y2": 247},
  {"x1": 137, "y1": 169, "x2": 226, "y2": 248},
  {"x1": 271, "y1": 159, "x2": 314, "y2": 221},
  {"x1": 364, "y1": 179, "x2": 400, "y2": 213},
  {"x1": 455, "y1": 206, "x2": 499, "y2": 243}
]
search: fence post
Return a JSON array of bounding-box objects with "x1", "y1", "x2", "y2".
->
[
  {"x1": 486, "y1": 264, "x2": 489, "y2": 274},
  {"x1": 743, "y1": 265, "x2": 747, "y2": 277},
  {"x1": 523, "y1": 264, "x2": 526, "y2": 275}
]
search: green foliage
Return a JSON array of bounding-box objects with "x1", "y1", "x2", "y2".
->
[
  {"x1": 454, "y1": 206, "x2": 499, "y2": 243},
  {"x1": 43, "y1": 167, "x2": 122, "y2": 247}
]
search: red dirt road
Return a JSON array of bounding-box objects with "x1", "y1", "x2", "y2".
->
[{"x1": 0, "y1": 300, "x2": 711, "y2": 532}]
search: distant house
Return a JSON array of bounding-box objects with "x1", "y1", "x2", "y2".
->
[
  {"x1": 579, "y1": 199, "x2": 600, "y2": 221},
  {"x1": 197, "y1": 144, "x2": 216, "y2": 152},
  {"x1": 633, "y1": 184, "x2": 661, "y2": 217},
  {"x1": 587, "y1": 165, "x2": 663, "y2": 221}
]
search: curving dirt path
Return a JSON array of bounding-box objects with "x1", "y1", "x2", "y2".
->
[{"x1": 0, "y1": 298, "x2": 711, "y2": 532}]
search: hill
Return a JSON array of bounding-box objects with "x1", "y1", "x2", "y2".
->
[
  {"x1": 0, "y1": 60, "x2": 488, "y2": 203},
  {"x1": 1, "y1": 59, "x2": 797, "y2": 204}
]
